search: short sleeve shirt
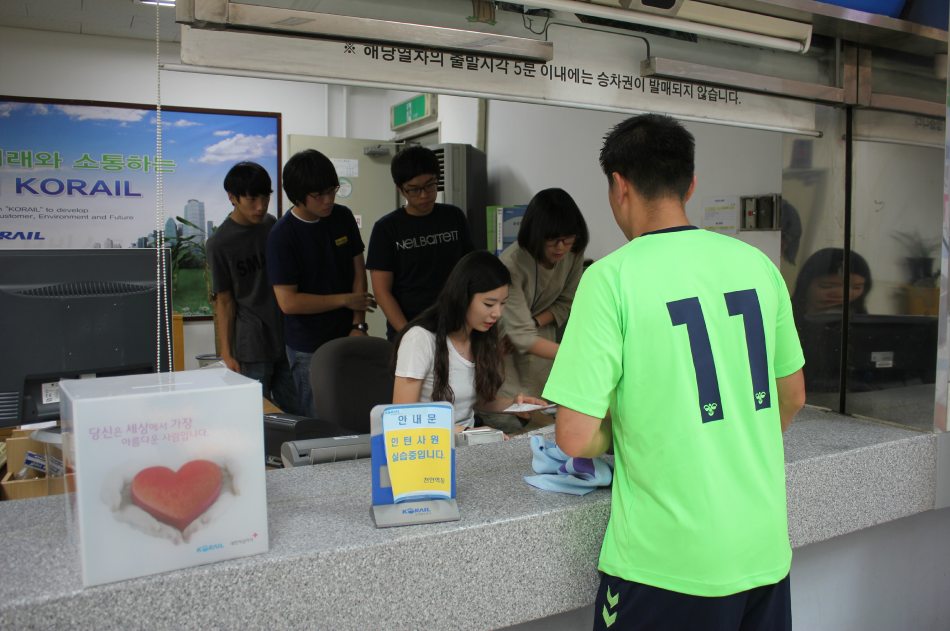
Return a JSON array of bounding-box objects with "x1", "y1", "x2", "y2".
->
[
  {"x1": 365, "y1": 204, "x2": 475, "y2": 333},
  {"x1": 543, "y1": 226, "x2": 804, "y2": 597},
  {"x1": 206, "y1": 213, "x2": 284, "y2": 363},
  {"x1": 395, "y1": 326, "x2": 477, "y2": 428},
  {"x1": 265, "y1": 204, "x2": 364, "y2": 353}
]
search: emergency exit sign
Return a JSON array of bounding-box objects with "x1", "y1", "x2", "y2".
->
[{"x1": 391, "y1": 94, "x2": 436, "y2": 130}]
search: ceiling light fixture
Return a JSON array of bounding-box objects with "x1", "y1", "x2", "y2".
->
[
  {"x1": 522, "y1": 0, "x2": 811, "y2": 53},
  {"x1": 141, "y1": 0, "x2": 176, "y2": 7}
]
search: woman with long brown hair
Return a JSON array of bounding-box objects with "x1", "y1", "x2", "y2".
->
[{"x1": 392, "y1": 251, "x2": 545, "y2": 431}]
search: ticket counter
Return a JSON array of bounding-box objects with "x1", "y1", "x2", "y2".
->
[{"x1": 0, "y1": 407, "x2": 935, "y2": 630}]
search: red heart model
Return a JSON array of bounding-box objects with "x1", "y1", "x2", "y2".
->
[{"x1": 131, "y1": 460, "x2": 223, "y2": 532}]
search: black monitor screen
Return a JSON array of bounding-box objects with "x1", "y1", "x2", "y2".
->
[
  {"x1": 0, "y1": 250, "x2": 172, "y2": 428},
  {"x1": 798, "y1": 313, "x2": 937, "y2": 393}
]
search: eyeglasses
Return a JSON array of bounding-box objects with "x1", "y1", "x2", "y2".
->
[
  {"x1": 401, "y1": 181, "x2": 439, "y2": 198},
  {"x1": 545, "y1": 236, "x2": 577, "y2": 248},
  {"x1": 308, "y1": 186, "x2": 340, "y2": 201}
]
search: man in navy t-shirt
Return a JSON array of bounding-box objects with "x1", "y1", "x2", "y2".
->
[
  {"x1": 266, "y1": 149, "x2": 377, "y2": 417},
  {"x1": 366, "y1": 146, "x2": 475, "y2": 340}
]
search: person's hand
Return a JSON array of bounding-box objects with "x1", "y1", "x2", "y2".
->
[
  {"x1": 345, "y1": 292, "x2": 377, "y2": 312},
  {"x1": 101, "y1": 453, "x2": 243, "y2": 545},
  {"x1": 349, "y1": 328, "x2": 368, "y2": 337},
  {"x1": 101, "y1": 460, "x2": 184, "y2": 544},
  {"x1": 513, "y1": 393, "x2": 548, "y2": 420},
  {"x1": 221, "y1": 355, "x2": 241, "y2": 374}
]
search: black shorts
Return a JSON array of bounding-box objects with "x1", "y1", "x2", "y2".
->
[{"x1": 592, "y1": 572, "x2": 791, "y2": 631}]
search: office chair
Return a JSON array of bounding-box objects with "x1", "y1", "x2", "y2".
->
[{"x1": 309, "y1": 336, "x2": 394, "y2": 435}]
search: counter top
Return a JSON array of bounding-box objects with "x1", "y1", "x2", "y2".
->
[{"x1": 0, "y1": 409, "x2": 937, "y2": 631}]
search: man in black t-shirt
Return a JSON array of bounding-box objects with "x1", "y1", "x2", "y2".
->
[
  {"x1": 207, "y1": 161, "x2": 298, "y2": 414},
  {"x1": 366, "y1": 146, "x2": 475, "y2": 340},
  {"x1": 266, "y1": 149, "x2": 377, "y2": 417}
]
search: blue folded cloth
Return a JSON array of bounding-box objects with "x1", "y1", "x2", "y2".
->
[{"x1": 524, "y1": 435, "x2": 613, "y2": 496}]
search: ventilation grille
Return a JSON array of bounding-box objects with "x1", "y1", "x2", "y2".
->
[
  {"x1": 0, "y1": 392, "x2": 18, "y2": 424},
  {"x1": 432, "y1": 147, "x2": 446, "y2": 193},
  {"x1": 15, "y1": 282, "x2": 152, "y2": 298}
]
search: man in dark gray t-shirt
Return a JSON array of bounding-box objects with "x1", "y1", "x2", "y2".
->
[{"x1": 207, "y1": 161, "x2": 298, "y2": 414}]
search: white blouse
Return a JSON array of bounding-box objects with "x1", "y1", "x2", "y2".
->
[{"x1": 395, "y1": 326, "x2": 477, "y2": 427}]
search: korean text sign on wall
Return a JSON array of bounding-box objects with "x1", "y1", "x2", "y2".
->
[{"x1": 0, "y1": 98, "x2": 280, "y2": 252}]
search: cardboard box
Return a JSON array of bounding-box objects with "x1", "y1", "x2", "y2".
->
[{"x1": 60, "y1": 369, "x2": 269, "y2": 587}]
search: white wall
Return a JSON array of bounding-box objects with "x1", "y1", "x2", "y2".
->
[
  {"x1": 0, "y1": 26, "x2": 329, "y2": 213},
  {"x1": 485, "y1": 100, "x2": 782, "y2": 263},
  {"x1": 337, "y1": 85, "x2": 393, "y2": 141},
  {"x1": 182, "y1": 320, "x2": 215, "y2": 370}
]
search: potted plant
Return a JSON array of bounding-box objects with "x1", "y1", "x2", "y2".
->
[
  {"x1": 891, "y1": 229, "x2": 940, "y2": 285},
  {"x1": 891, "y1": 229, "x2": 941, "y2": 315}
]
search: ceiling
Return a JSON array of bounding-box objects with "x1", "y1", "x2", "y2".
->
[{"x1": 0, "y1": 0, "x2": 181, "y2": 42}]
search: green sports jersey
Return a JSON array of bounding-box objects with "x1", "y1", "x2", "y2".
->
[{"x1": 543, "y1": 226, "x2": 804, "y2": 597}]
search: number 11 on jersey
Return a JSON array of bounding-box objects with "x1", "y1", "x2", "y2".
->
[
  {"x1": 667, "y1": 297, "x2": 724, "y2": 422},
  {"x1": 668, "y1": 289, "x2": 771, "y2": 424}
]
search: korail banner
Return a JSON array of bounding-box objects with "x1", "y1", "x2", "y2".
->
[{"x1": 0, "y1": 98, "x2": 280, "y2": 251}]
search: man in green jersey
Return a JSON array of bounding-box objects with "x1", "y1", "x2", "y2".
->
[{"x1": 543, "y1": 114, "x2": 806, "y2": 631}]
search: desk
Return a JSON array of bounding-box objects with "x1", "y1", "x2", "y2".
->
[
  {"x1": 0, "y1": 408, "x2": 935, "y2": 630},
  {"x1": 262, "y1": 398, "x2": 282, "y2": 416}
]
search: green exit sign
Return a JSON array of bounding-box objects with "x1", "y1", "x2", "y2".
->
[{"x1": 391, "y1": 94, "x2": 436, "y2": 130}]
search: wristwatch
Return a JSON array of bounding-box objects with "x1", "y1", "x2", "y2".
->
[
  {"x1": 532, "y1": 317, "x2": 540, "y2": 329},
  {"x1": 352, "y1": 322, "x2": 369, "y2": 332}
]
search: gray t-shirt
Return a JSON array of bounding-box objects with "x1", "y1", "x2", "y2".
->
[{"x1": 207, "y1": 213, "x2": 284, "y2": 363}]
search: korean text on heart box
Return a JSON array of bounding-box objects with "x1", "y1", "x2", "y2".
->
[{"x1": 60, "y1": 369, "x2": 269, "y2": 587}]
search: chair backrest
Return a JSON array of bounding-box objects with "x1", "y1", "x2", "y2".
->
[{"x1": 310, "y1": 336, "x2": 394, "y2": 434}]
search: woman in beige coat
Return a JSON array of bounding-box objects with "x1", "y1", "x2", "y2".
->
[{"x1": 483, "y1": 188, "x2": 589, "y2": 433}]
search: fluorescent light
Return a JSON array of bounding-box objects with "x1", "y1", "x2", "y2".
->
[
  {"x1": 519, "y1": 0, "x2": 810, "y2": 53},
  {"x1": 141, "y1": 0, "x2": 176, "y2": 6},
  {"x1": 222, "y1": 5, "x2": 554, "y2": 62}
]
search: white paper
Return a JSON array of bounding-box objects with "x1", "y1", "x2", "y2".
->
[
  {"x1": 354, "y1": 214, "x2": 362, "y2": 228},
  {"x1": 330, "y1": 158, "x2": 358, "y2": 178},
  {"x1": 702, "y1": 196, "x2": 739, "y2": 234},
  {"x1": 42, "y1": 381, "x2": 60, "y2": 405},
  {"x1": 503, "y1": 403, "x2": 557, "y2": 414}
]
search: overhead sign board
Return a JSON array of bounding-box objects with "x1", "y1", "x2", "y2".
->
[{"x1": 179, "y1": 23, "x2": 818, "y2": 135}]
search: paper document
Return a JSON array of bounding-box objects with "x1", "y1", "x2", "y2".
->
[
  {"x1": 701, "y1": 196, "x2": 739, "y2": 234},
  {"x1": 503, "y1": 403, "x2": 558, "y2": 414},
  {"x1": 330, "y1": 158, "x2": 358, "y2": 178}
]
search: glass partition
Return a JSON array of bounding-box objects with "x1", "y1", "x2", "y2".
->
[
  {"x1": 782, "y1": 105, "x2": 848, "y2": 412},
  {"x1": 846, "y1": 134, "x2": 943, "y2": 430}
]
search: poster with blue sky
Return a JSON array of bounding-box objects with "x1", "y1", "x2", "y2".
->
[{"x1": 0, "y1": 98, "x2": 280, "y2": 250}]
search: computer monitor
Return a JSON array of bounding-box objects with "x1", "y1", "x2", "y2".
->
[
  {"x1": 0, "y1": 250, "x2": 172, "y2": 428},
  {"x1": 798, "y1": 313, "x2": 938, "y2": 393},
  {"x1": 847, "y1": 314, "x2": 938, "y2": 390}
]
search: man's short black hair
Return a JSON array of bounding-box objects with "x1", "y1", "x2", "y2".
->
[
  {"x1": 391, "y1": 145, "x2": 441, "y2": 189},
  {"x1": 517, "y1": 188, "x2": 590, "y2": 262},
  {"x1": 599, "y1": 113, "x2": 695, "y2": 202},
  {"x1": 223, "y1": 161, "x2": 273, "y2": 200},
  {"x1": 282, "y1": 149, "x2": 339, "y2": 207}
]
